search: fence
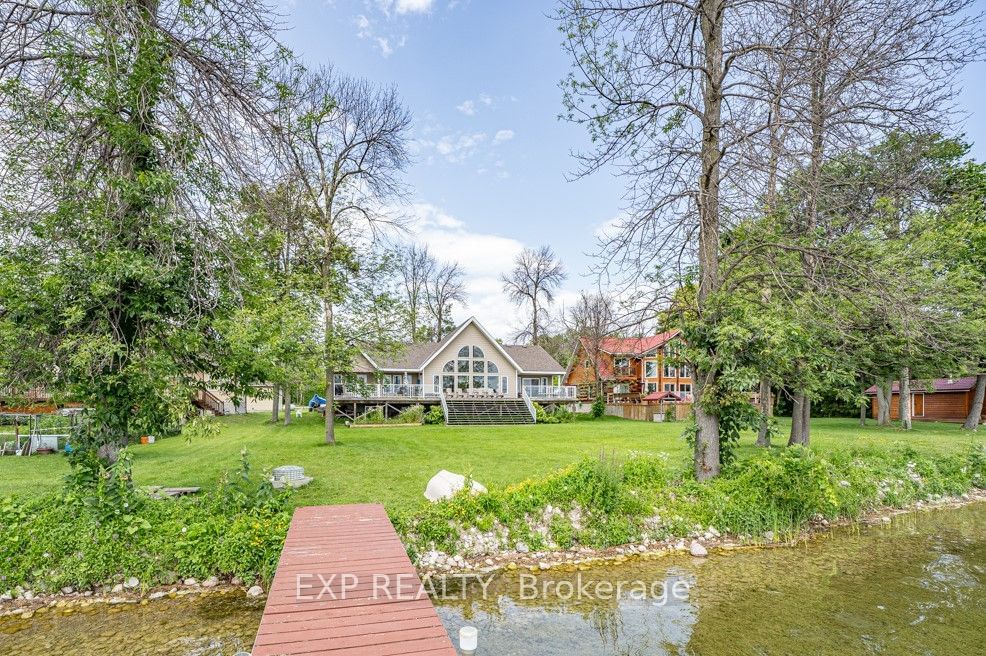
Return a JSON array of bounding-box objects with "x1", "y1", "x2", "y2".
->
[{"x1": 605, "y1": 402, "x2": 693, "y2": 422}]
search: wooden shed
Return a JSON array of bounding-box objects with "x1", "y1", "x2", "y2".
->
[{"x1": 865, "y1": 377, "x2": 985, "y2": 423}]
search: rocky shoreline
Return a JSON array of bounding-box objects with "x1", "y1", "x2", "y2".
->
[
  {"x1": 2, "y1": 490, "x2": 983, "y2": 619},
  {"x1": 415, "y1": 489, "x2": 986, "y2": 578}
]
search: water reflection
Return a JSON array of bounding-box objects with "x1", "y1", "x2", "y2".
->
[
  {"x1": 435, "y1": 504, "x2": 985, "y2": 655},
  {"x1": 436, "y1": 567, "x2": 698, "y2": 655},
  {"x1": 0, "y1": 504, "x2": 982, "y2": 656},
  {"x1": 0, "y1": 592, "x2": 264, "y2": 656}
]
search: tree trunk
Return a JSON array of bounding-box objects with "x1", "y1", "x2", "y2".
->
[
  {"x1": 271, "y1": 384, "x2": 280, "y2": 423},
  {"x1": 692, "y1": 0, "x2": 724, "y2": 482},
  {"x1": 531, "y1": 297, "x2": 539, "y2": 346},
  {"x1": 963, "y1": 374, "x2": 986, "y2": 430},
  {"x1": 801, "y1": 395, "x2": 811, "y2": 445},
  {"x1": 859, "y1": 397, "x2": 867, "y2": 426},
  {"x1": 876, "y1": 378, "x2": 891, "y2": 426},
  {"x1": 756, "y1": 378, "x2": 772, "y2": 447},
  {"x1": 788, "y1": 390, "x2": 805, "y2": 446},
  {"x1": 899, "y1": 367, "x2": 911, "y2": 430},
  {"x1": 323, "y1": 208, "x2": 337, "y2": 444},
  {"x1": 324, "y1": 299, "x2": 335, "y2": 445},
  {"x1": 694, "y1": 394, "x2": 720, "y2": 481},
  {"x1": 283, "y1": 387, "x2": 291, "y2": 426}
]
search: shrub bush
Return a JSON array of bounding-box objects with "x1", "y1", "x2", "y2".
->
[
  {"x1": 396, "y1": 445, "x2": 985, "y2": 560},
  {"x1": 590, "y1": 396, "x2": 606, "y2": 419},
  {"x1": 423, "y1": 405, "x2": 445, "y2": 424},
  {"x1": 0, "y1": 452, "x2": 290, "y2": 593},
  {"x1": 355, "y1": 404, "x2": 425, "y2": 425}
]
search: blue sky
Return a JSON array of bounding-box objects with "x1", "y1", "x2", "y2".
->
[{"x1": 279, "y1": 0, "x2": 986, "y2": 340}]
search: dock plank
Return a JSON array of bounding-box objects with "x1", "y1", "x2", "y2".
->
[{"x1": 252, "y1": 503, "x2": 455, "y2": 656}]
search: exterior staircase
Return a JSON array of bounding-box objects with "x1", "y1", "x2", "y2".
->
[
  {"x1": 443, "y1": 398, "x2": 535, "y2": 425},
  {"x1": 192, "y1": 389, "x2": 229, "y2": 416}
]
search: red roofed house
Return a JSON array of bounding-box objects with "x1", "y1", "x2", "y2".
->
[
  {"x1": 864, "y1": 377, "x2": 986, "y2": 424},
  {"x1": 565, "y1": 331, "x2": 693, "y2": 402}
]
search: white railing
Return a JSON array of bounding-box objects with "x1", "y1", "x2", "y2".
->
[
  {"x1": 439, "y1": 390, "x2": 450, "y2": 425},
  {"x1": 521, "y1": 388, "x2": 537, "y2": 422},
  {"x1": 335, "y1": 384, "x2": 440, "y2": 399},
  {"x1": 522, "y1": 385, "x2": 578, "y2": 400}
]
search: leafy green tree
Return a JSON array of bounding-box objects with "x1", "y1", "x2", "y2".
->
[
  {"x1": 275, "y1": 65, "x2": 412, "y2": 444},
  {"x1": 0, "y1": 0, "x2": 283, "y2": 458}
]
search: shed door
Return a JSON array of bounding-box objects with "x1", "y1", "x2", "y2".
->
[{"x1": 912, "y1": 393, "x2": 924, "y2": 417}]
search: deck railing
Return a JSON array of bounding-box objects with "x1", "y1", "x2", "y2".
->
[
  {"x1": 521, "y1": 388, "x2": 537, "y2": 422},
  {"x1": 523, "y1": 385, "x2": 578, "y2": 400},
  {"x1": 335, "y1": 384, "x2": 440, "y2": 400}
]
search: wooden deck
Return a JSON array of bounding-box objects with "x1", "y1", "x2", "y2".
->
[{"x1": 252, "y1": 503, "x2": 456, "y2": 656}]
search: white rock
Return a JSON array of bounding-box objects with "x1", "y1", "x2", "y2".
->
[
  {"x1": 246, "y1": 585, "x2": 264, "y2": 598},
  {"x1": 148, "y1": 591, "x2": 167, "y2": 600},
  {"x1": 515, "y1": 541, "x2": 530, "y2": 553},
  {"x1": 0, "y1": 592, "x2": 12, "y2": 601},
  {"x1": 202, "y1": 576, "x2": 219, "y2": 588},
  {"x1": 61, "y1": 586, "x2": 74, "y2": 595},
  {"x1": 111, "y1": 584, "x2": 124, "y2": 594},
  {"x1": 424, "y1": 470, "x2": 487, "y2": 502},
  {"x1": 764, "y1": 531, "x2": 775, "y2": 541},
  {"x1": 231, "y1": 576, "x2": 244, "y2": 586},
  {"x1": 124, "y1": 577, "x2": 139, "y2": 590},
  {"x1": 183, "y1": 578, "x2": 197, "y2": 586},
  {"x1": 23, "y1": 590, "x2": 35, "y2": 600},
  {"x1": 689, "y1": 541, "x2": 708, "y2": 557}
]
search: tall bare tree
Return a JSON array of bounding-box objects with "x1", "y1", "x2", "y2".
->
[
  {"x1": 426, "y1": 261, "x2": 467, "y2": 341},
  {"x1": 565, "y1": 291, "x2": 616, "y2": 399},
  {"x1": 558, "y1": 0, "x2": 794, "y2": 479},
  {"x1": 397, "y1": 244, "x2": 436, "y2": 341},
  {"x1": 501, "y1": 245, "x2": 567, "y2": 346},
  {"x1": 277, "y1": 66, "x2": 411, "y2": 445}
]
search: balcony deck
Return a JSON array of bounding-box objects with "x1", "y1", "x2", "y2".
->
[{"x1": 330, "y1": 384, "x2": 577, "y2": 404}]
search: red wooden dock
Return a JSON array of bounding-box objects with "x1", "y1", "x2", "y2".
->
[{"x1": 252, "y1": 503, "x2": 456, "y2": 656}]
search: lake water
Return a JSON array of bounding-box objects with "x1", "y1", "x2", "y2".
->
[{"x1": 2, "y1": 503, "x2": 983, "y2": 655}]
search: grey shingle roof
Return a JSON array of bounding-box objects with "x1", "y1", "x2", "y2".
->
[
  {"x1": 502, "y1": 344, "x2": 565, "y2": 373},
  {"x1": 359, "y1": 317, "x2": 565, "y2": 373},
  {"x1": 367, "y1": 340, "x2": 446, "y2": 370}
]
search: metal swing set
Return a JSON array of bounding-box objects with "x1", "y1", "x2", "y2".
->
[{"x1": 0, "y1": 409, "x2": 83, "y2": 456}]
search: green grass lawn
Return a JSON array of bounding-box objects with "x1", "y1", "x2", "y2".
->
[{"x1": 1, "y1": 413, "x2": 981, "y2": 513}]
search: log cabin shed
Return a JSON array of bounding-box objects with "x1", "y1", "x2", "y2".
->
[{"x1": 864, "y1": 377, "x2": 985, "y2": 423}]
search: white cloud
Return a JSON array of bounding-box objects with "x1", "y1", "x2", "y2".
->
[
  {"x1": 413, "y1": 128, "x2": 513, "y2": 168},
  {"x1": 395, "y1": 0, "x2": 434, "y2": 13},
  {"x1": 418, "y1": 131, "x2": 487, "y2": 163},
  {"x1": 594, "y1": 214, "x2": 627, "y2": 240},
  {"x1": 454, "y1": 93, "x2": 501, "y2": 116},
  {"x1": 492, "y1": 129, "x2": 514, "y2": 144},
  {"x1": 356, "y1": 14, "x2": 372, "y2": 37},
  {"x1": 403, "y1": 203, "x2": 526, "y2": 339},
  {"x1": 353, "y1": 13, "x2": 406, "y2": 57}
]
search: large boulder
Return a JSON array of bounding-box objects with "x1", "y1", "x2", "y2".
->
[{"x1": 424, "y1": 470, "x2": 487, "y2": 502}]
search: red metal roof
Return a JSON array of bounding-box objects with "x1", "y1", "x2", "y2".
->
[
  {"x1": 592, "y1": 331, "x2": 680, "y2": 355},
  {"x1": 643, "y1": 390, "x2": 683, "y2": 402},
  {"x1": 863, "y1": 377, "x2": 978, "y2": 394},
  {"x1": 579, "y1": 331, "x2": 681, "y2": 379}
]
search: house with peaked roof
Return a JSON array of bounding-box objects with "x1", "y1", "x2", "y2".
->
[
  {"x1": 333, "y1": 317, "x2": 573, "y2": 407},
  {"x1": 564, "y1": 330, "x2": 693, "y2": 402},
  {"x1": 864, "y1": 377, "x2": 986, "y2": 424}
]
